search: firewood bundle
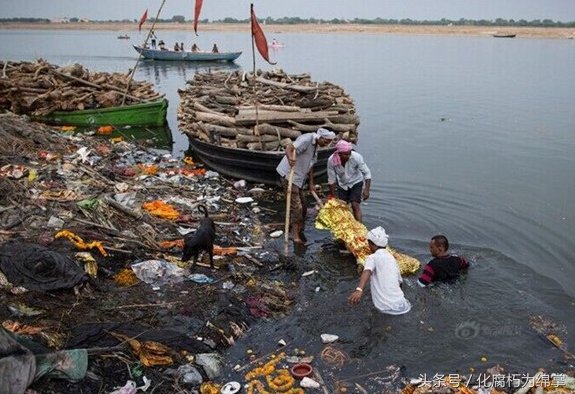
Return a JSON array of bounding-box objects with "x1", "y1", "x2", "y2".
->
[
  {"x1": 177, "y1": 69, "x2": 360, "y2": 151},
  {"x1": 0, "y1": 59, "x2": 164, "y2": 116}
]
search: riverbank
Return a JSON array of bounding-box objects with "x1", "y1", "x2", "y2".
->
[{"x1": 1, "y1": 21, "x2": 575, "y2": 39}]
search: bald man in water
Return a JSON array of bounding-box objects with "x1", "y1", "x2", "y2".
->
[{"x1": 418, "y1": 235, "x2": 469, "y2": 287}]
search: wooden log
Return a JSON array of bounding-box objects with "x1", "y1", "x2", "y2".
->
[
  {"x1": 236, "y1": 134, "x2": 278, "y2": 143},
  {"x1": 247, "y1": 141, "x2": 280, "y2": 151},
  {"x1": 287, "y1": 120, "x2": 324, "y2": 133},
  {"x1": 254, "y1": 123, "x2": 301, "y2": 139},
  {"x1": 197, "y1": 122, "x2": 252, "y2": 138},
  {"x1": 192, "y1": 101, "x2": 223, "y2": 115},
  {"x1": 327, "y1": 114, "x2": 361, "y2": 125},
  {"x1": 195, "y1": 111, "x2": 236, "y2": 127},
  {"x1": 235, "y1": 110, "x2": 338, "y2": 126},
  {"x1": 238, "y1": 104, "x2": 302, "y2": 112},
  {"x1": 255, "y1": 76, "x2": 318, "y2": 93},
  {"x1": 214, "y1": 95, "x2": 240, "y2": 105}
]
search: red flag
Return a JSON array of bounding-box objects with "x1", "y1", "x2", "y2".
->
[
  {"x1": 251, "y1": 4, "x2": 275, "y2": 65},
  {"x1": 138, "y1": 9, "x2": 148, "y2": 32},
  {"x1": 193, "y1": 0, "x2": 203, "y2": 35}
]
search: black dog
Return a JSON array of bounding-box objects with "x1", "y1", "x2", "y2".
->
[{"x1": 182, "y1": 205, "x2": 216, "y2": 269}]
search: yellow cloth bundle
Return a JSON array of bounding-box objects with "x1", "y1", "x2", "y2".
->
[{"x1": 315, "y1": 199, "x2": 420, "y2": 275}]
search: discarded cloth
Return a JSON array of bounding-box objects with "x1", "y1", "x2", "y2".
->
[{"x1": 0, "y1": 242, "x2": 89, "y2": 291}]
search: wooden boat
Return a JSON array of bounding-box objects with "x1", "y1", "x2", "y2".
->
[
  {"x1": 493, "y1": 33, "x2": 516, "y2": 38},
  {"x1": 187, "y1": 137, "x2": 335, "y2": 186},
  {"x1": 133, "y1": 45, "x2": 242, "y2": 62},
  {"x1": 35, "y1": 98, "x2": 168, "y2": 127},
  {"x1": 117, "y1": 34, "x2": 130, "y2": 39}
]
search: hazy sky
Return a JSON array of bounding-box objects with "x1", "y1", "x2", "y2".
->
[{"x1": 3, "y1": 0, "x2": 575, "y2": 22}]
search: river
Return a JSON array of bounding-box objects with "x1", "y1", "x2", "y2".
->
[{"x1": 1, "y1": 28, "x2": 574, "y2": 380}]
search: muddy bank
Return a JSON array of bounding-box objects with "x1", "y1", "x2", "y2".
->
[{"x1": 1, "y1": 22, "x2": 574, "y2": 39}]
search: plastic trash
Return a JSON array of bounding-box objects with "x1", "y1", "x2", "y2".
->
[
  {"x1": 131, "y1": 260, "x2": 186, "y2": 286},
  {"x1": 235, "y1": 197, "x2": 254, "y2": 204},
  {"x1": 195, "y1": 353, "x2": 224, "y2": 379},
  {"x1": 177, "y1": 364, "x2": 203, "y2": 385},
  {"x1": 233, "y1": 180, "x2": 247, "y2": 190},
  {"x1": 320, "y1": 333, "x2": 339, "y2": 343},
  {"x1": 269, "y1": 230, "x2": 283, "y2": 238},
  {"x1": 188, "y1": 274, "x2": 214, "y2": 284},
  {"x1": 300, "y1": 377, "x2": 320, "y2": 388}
]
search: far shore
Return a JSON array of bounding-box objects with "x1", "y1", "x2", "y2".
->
[{"x1": 1, "y1": 22, "x2": 575, "y2": 39}]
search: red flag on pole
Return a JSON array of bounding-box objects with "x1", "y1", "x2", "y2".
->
[
  {"x1": 138, "y1": 9, "x2": 148, "y2": 32},
  {"x1": 251, "y1": 4, "x2": 275, "y2": 65},
  {"x1": 193, "y1": 0, "x2": 204, "y2": 35}
]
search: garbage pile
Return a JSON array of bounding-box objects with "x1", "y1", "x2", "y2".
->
[
  {"x1": 177, "y1": 69, "x2": 360, "y2": 151},
  {"x1": 0, "y1": 112, "x2": 300, "y2": 393},
  {"x1": 0, "y1": 59, "x2": 164, "y2": 116}
]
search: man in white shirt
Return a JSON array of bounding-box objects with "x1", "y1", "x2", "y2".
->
[
  {"x1": 276, "y1": 128, "x2": 336, "y2": 243},
  {"x1": 348, "y1": 227, "x2": 412, "y2": 315},
  {"x1": 327, "y1": 140, "x2": 371, "y2": 223}
]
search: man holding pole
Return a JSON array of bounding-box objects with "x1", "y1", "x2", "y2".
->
[{"x1": 276, "y1": 128, "x2": 336, "y2": 244}]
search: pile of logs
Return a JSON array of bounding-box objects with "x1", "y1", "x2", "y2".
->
[
  {"x1": 0, "y1": 59, "x2": 164, "y2": 116},
  {"x1": 177, "y1": 69, "x2": 360, "y2": 151}
]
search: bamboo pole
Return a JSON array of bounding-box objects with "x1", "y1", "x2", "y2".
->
[
  {"x1": 121, "y1": 0, "x2": 167, "y2": 105},
  {"x1": 284, "y1": 161, "x2": 296, "y2": 255}
]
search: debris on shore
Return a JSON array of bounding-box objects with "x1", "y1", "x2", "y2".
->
[
  {"x1": 177, "y1": 69, "x2": 360, "y2": 151},
  {"x1": 0, "y1": 112, "x2": 300, "y2": 393}
]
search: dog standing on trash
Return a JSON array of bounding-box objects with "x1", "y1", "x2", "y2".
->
[{"x1": 182, "y1": 205, "x2": 216, "y2": 269}]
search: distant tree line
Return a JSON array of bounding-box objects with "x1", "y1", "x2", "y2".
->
[{"x1": 1, "y1": 16, "x2": 574, "y2": 28}]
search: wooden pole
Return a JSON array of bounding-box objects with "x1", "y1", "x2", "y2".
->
[
  {"x1": 121, "y1": 0, "x2": 166, "y2": 105},
  {"x1": 284, "y1": 161, "x2": 296, "y2": 255},
  {"x1": 250, "y1": 4, "x2": 256, "y2": 75}
]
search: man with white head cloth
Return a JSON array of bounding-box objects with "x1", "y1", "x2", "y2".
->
[
  {"x1": 348, "y1": 227, "x2": 411, "y2": 315},
  {"x1": 276, "y1": 128, "x2": 336, "y2": 244}
]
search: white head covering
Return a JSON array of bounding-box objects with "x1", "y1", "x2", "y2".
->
[
  {"x1": 367, "y1": 226, "x2": 389, "y2": 247},
  {"x1": 316, "y1": 127, "x2": 336, "y2": 140}
]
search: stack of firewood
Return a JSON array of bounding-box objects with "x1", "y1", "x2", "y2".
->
[
  {"x1": 177, "y1": 69, "x2": 360, "y2": 151},
  {"x1": 0, "y1": 59, "x2": 164, "y2": 116}
]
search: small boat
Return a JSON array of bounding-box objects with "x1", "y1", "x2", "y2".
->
[
  {"x1": 187, "y1": 137, "x2": 335, "y2": 186},
  {"x1": 117, "y1": 34, "x2": 130, "y2": 39},
  {"x1": 268, "y1": 42, "x2": 285, "y2": 48},
  {"x1": 493, "y1": 33, "x2": 516, "y2": 38},
  {"x1": 34, "y1": 98, "x2": 168, "y2": 127},
  {"x1": 133, "y1": 46, "x2": 242, "y2": 62}
]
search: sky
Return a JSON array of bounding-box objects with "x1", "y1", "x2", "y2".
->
[{"x1": 3, "y1": 0, "x2": 575, "y2": 22}]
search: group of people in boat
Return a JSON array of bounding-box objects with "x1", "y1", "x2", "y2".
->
[
  {"x1": 276, "y1": 127, "x2": 470, "y2": 315},
  {"x1": 146, "y1": 31, "x2": 220, "y2": 53}
]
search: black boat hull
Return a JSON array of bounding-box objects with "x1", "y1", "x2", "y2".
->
[{"x1": 188, "y1": 138, "x2": 335, "y2": 186}]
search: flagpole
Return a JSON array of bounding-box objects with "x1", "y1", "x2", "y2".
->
[
  {"x1": 250, "y1": 4, "x2": 256, "y2": 76},
  {"x1": 121, "y1": 0, "x2": 167, "y2": 106}
]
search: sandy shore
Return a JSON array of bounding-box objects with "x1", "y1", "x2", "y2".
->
[{"x1": 1, "y1": 22, "x2": 574, "y2": 39}]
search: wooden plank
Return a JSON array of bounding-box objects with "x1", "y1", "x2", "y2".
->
[{"x1": 235, "y1": 110, "x2": 338, "y2": 126}]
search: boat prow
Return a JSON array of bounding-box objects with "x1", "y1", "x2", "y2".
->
[{"x1": 133, "y1": 46, "x2": 242, "y2": 62}]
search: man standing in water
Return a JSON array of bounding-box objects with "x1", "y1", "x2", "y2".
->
[
  {"x1": 418, "y1": 235, "x2": 469, "y2": 287},
  {"x1": 348, "y1": 227, "x2": 412, "y2": 315},
  {"x1": 276, "y1": 128, "x2": 336, "y2": 244},
  {"x1": 327, "y1": 139, "x2": 372, "y2": 223}
]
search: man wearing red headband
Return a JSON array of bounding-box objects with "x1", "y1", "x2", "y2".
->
[{"x1": 327, "y1": 140, "x2": 372, "y2": 223}]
